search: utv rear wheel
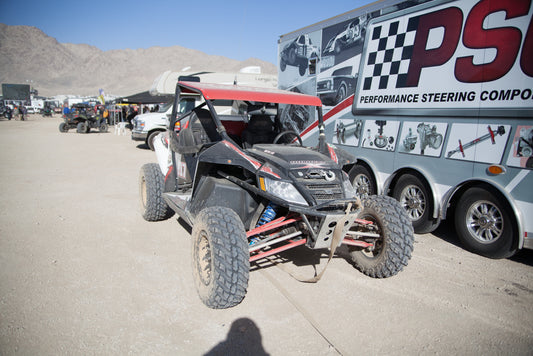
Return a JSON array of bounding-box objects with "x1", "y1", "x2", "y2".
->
[
  {"x1": 59, "y1": 122, "x2": 68, "y2": 132},
  {"x1": 349, "y1": 195, "x2": 414, "y2": 278},
  {"x1": 191, "y1": 207, "x2": 249, "y2": 309},
  {"x1": 139, "y1": 163, "x2": 174, "y2": 221}
]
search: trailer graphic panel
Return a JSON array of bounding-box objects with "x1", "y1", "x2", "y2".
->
[{"x1": 278, "y1": 0, "x2": 533, "y2": 258}]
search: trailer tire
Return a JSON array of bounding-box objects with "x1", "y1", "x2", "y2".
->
[
  {"x1": 349, "y1": 195, "x2": 414, "y2": 278},
  {"x1": 454, "y1": 187, "x2": 517, "y2": 259},
  {"x1": 139, "y1": 163, "x2": 174, "y2": 221},
  {"x1": 393, "y1": 173, "x2": 439, "y2": 234},
  {"x1": 191, "y1": 206, "x2": 249, "y2": 309},
  {"x1": 349, "y1": 165, "x2": 376, "y2": 197}
]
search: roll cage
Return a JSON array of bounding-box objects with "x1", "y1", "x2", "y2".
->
[{"x1": 169, "y1": 81, "x2": 327, "y2": 151}]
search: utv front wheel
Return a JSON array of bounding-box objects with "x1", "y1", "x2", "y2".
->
[
  {"x1": 349, "y1": 195, "x2": 414, "y2": 278},
  {"x1": 76, "y1": 122, "x2": 86, "y2": 133},
  {"x1": 192, "y1": 207, "x2": 249, "y2": 309},
  {"x1": 139, "y1": 163, "x2": 174, "y2": 221}
]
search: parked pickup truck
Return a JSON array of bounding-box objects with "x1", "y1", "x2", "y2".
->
[{"x1": 131, "y1": 102, "x2": 173, "y2": 150}]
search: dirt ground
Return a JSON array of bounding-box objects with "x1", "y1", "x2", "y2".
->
[{"x1": 0, "y1": 115, "x2": 532, "y2": 355}]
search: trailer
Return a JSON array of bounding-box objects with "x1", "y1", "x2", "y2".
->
[{"x1": 278, "y1": 0, "x2": 533, "y2": 258}]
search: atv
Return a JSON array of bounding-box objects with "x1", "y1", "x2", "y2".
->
[
  {"x1": 139, "y1": 81, "x2": 414, "y2": 309},
  {"x1": 59, "y1": 103, "x2": 108, "y2": 133}
]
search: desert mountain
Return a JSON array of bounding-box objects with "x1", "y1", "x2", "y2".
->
[{"x1": 0, "y1": 24, "x2": 277, "y2": 97}]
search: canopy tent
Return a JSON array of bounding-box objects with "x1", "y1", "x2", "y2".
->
[{"x1": 115, "y1": 91, "x2": 173, "y2": 105}]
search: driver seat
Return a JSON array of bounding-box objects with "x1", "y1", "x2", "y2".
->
[{"x1": 241, "y1": 115, "x2": 276, "y2": 148}]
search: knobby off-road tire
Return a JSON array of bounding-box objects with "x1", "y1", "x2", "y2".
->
[
  {"x1": 76, "y1": 122, "x2": 86, "y2": 133},
  {"x1": 349, "y1": 195, "x2": 414, "y2": 278},
  {"x1": 139, "y1": 163, "x2": 174, "y2": 221},
  {"x1": 59, "y1": 122, "x2": 68, "y2": 133},
  {"x1": 191, "y1": 207, "x2": 249, "y2": 309},
  {"x1": 99, "y1": 123, "x2": 108, "y2": 132}
]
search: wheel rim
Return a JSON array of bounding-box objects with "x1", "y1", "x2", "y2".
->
[
  {"x1": 140, "y1": 176, "x2": 147, "y2": 208},
  {"x1": 399, "y1": 184, "x2": 426, "y2": 221},
  {"x1": 353, "y1": 174, "x2": 370, "y2": 196},
  {"x1": 196, "y1": 232, "x2": 212, "y2": 285},
  {"x1": 465, "y1": 200, "x2": 503, "y2": 244}
]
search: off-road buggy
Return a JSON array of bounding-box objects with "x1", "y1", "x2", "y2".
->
[
  {"x1": 139, "y1": 82, "x2": 414, "y2": 309},
  {"x1": 59, "y1": 103, "x2": 108, "y2": 133}
]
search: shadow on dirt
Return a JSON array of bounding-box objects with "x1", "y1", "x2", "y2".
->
[
  {"x1": 430, "y1": 222, "x2": 463, "y2": 248},
  {"x1": 204, "y1": 317, "x2": 269, "y2": 356},
  {"x1": 429, "y1": 220, "x2": 533, "y2": 267},
  {"x1": 136, "y1": 143, "x2": 150, "y2": 150},
  {"x1": 250, "y1": 243, "x2": 351, "y2": 275}
]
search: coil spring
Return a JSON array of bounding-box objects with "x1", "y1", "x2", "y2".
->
[
  {"x1": 250, "y1": 203, "x2": 278, "y2": 246},
  {"x1": 256, "y1": 203, "x2": 277, "y2": 227}
]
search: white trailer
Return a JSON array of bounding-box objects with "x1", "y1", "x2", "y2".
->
[{"x1": 278, "y1": 0, "x2": 533, "y2": 258}]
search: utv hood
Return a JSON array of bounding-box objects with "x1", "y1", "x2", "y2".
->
[{"x1": 247, "y1": 144, "x2": 339, "y2": 174}]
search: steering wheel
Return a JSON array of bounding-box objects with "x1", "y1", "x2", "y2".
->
[{"x1": 273, "y1": 130, "x2": 303, "y2": 145}]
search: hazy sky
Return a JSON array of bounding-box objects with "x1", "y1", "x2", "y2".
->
[{"x1": 0, "y1": 0, "x2": 375, "y2": 64}]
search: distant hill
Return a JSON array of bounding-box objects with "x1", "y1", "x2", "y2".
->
[{"x1": 0, "y1": 23, "x2": 277, "y2": 97}]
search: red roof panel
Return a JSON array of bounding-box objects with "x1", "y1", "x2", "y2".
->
[{"x1": 178, "y1": 81, "x2": 323, "y2": 107}]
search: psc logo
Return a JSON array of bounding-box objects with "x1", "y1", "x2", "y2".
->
[{"x1": 362, "y1": 0, "x2": 532, "y2": 91}]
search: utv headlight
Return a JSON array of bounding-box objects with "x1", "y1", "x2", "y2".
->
[{"x1": 261, "y1": 177, "x2": 308, "y2": 206}]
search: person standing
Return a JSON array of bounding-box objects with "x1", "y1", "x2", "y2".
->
[{"x1": 19, "y1": 105, "x2": 27, "y2": 121}]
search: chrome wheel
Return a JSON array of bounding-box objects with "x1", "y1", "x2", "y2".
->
[
  {"x1": 465, "y1": 200, "x2": 503, "y2": 244},
  {"x1": 353, "y1": 173, "x2": 371, "y2": 197},
  {"x1": 399, "y1": 184, "x2": 426, "y2": 220}
]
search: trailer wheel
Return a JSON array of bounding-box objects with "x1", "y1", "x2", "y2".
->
[
  {"x1": 349, "y1": 195, "x2": 414, "y2": 278},
  {"x1": 454, "y1": 187, "x2": 517, "y2": 259},
  {"x1": 393, "y1": 173, "x2": 439, "y2": 233},
  {"x1": 139, "y1": 163, "x2": 174, "y2": 221},
  {"x1": 191, "y1": 206, "x2": 249, "y2": 309},
  {"x1": 59, "y1": 122, "x2": 69, "y2": 133},
  {"x1": 349, "y1": 165, "x2": 376, "y2": 197}
]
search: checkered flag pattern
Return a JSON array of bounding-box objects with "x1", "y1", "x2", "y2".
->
[{"x1": 362, "y1": 17, "x2": 419, "y2": 91}]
